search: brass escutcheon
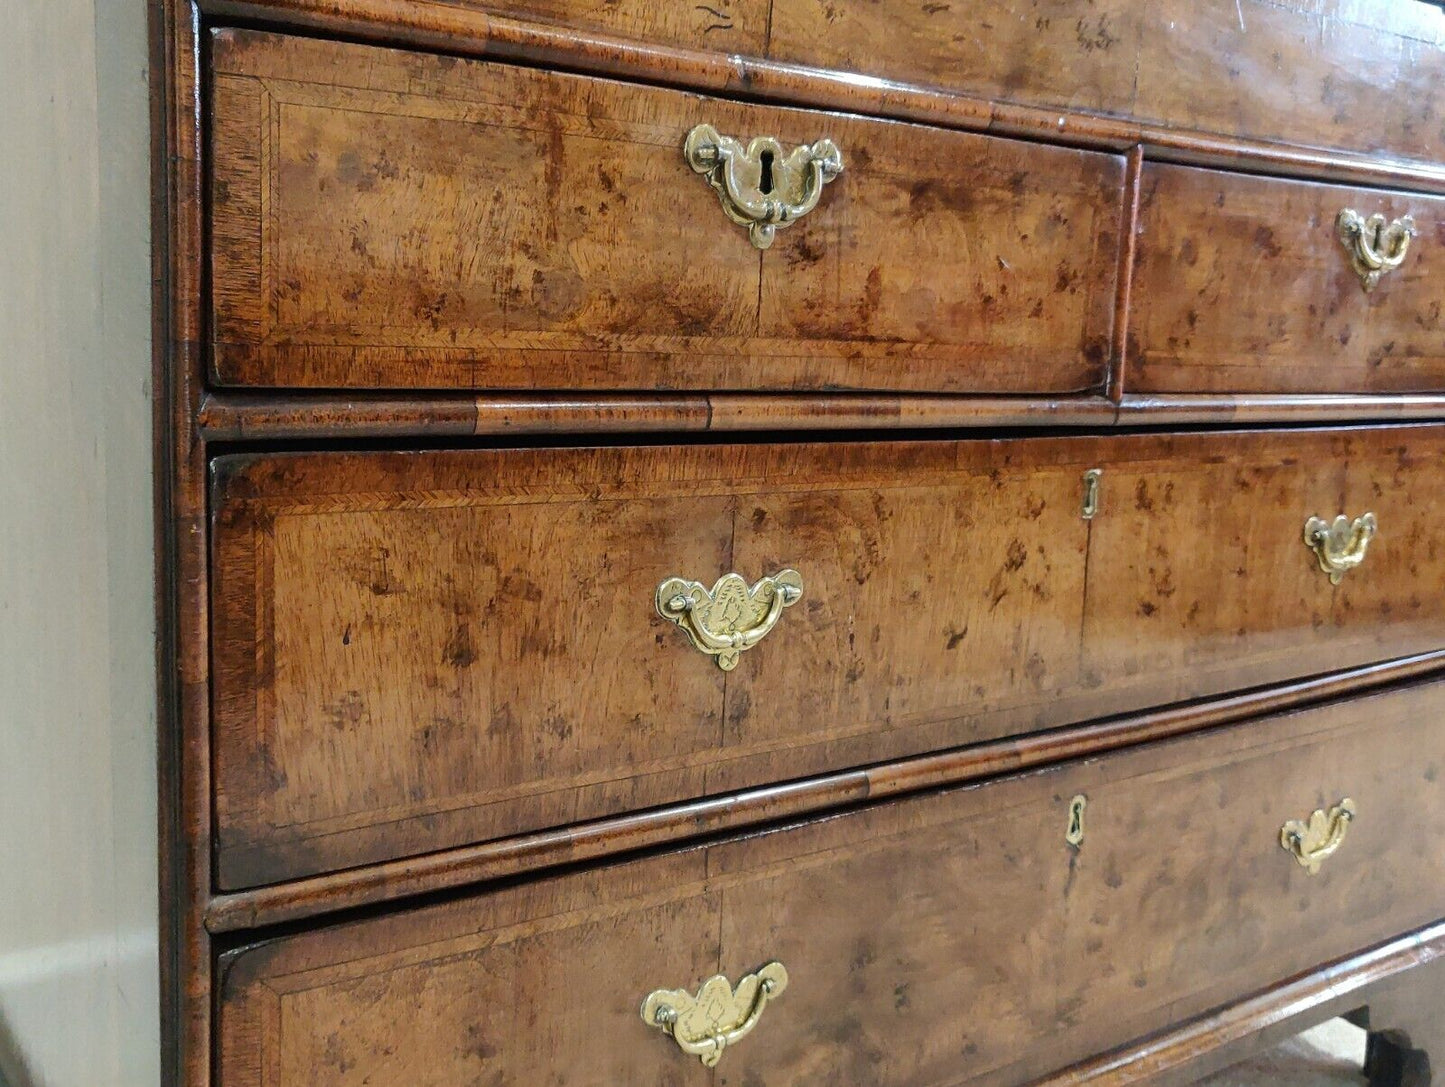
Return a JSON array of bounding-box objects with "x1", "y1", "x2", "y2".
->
[
  {"x1": 1303, "y1": 513, "x2": 1377, "y2": 585},
  {"x1": 1281, "y1": 799, "x2": 1356, "y2": 875},
  {"x1": 1081, "y1": 469, "x2": 1102, "y2": 520},
  {"x1": 684, "y1": 124, "x2": 843, "y2": 249},
  {"x1": 1066, "y1": 794, "x2": 1087, "y2": 847},
  {"x1": 655, "y1": 569, "x2": 803, "y2": 671},
  {"x1": 1337, "y1": 209, "x2": 1417, "y2": 291},
  {"x1": 642, "y1": 962, "x2": 789, "y2": 1068}
]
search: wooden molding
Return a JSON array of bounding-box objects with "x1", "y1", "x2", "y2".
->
[
  {"x1": 197, "y1": 0, "x2": 1445, "y2": 195},
  {"x1": 205, "y1": 651, "x2": 1445, "y2": 932},
  {"x1": 1038, "y1": 919, "x2": 1445, "y2": 1085}
]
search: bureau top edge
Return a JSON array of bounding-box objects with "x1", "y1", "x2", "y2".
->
[{"x1": 196, "y1": 0, "x2": 1445, "y2": 189}]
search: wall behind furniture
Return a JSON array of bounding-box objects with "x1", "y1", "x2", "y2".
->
[{"x1": 0, "y1": 1, "x2": 158, "y2": 1084}]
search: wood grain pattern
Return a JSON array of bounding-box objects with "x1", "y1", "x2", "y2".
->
[
  {"x1": 1043, "y1": 923, "x2": 1445, "y2": 1086},
  {"x1": 762, "y1": 0, "x2": 1445, "y2": 169},
  {"x1": 1131, "y1": 164, "x2": 1445, "y2": 394},
  {"x1": 210, "y1": 438, "x2": 1097, "y2": 887},
  {"x1": 157, "y1": 3, "x2": 1445, "y2": 1084},
  {"x1": 195, "y1": 390, "x2": 1124, "y2": 440},
  {"x1": 193, "y1": 389, "x2": 1445, "y2": 442},
  {"x1": 217, "y1": 679, "x2": 1445, "y2": 1086},
  {"x1": 152, "y1": 2, "x2": 217, "y2": 1085},
  {"x1": 211, "y1": 426, "x2": 1445, "y2": 888},
  {"x1": 192, "y1": 0, "x2": 1445, "y2": 217},
  {"x1": 201, "y1": 0, "x2": 1445, "y2": 171},
  {"x1": 1081, "y1": 426, "x2": 1445, "y2": 716},
  {"x1": 209, "y1": 29, "x2": 1123, "y2": 393},
  {"x1": 447, "y1": 0, "x2": 772, "y2": 52},
  {"x1": 198, "y1": 649, "x2": 1445, "y2": 931}
]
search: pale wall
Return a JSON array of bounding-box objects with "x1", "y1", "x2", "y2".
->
[{"x1": 0, "y1": 0, "x2": 159, "y2": 1084}]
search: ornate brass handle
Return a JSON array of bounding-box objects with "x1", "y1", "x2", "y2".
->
[
  {"x1": 1303, "y1": 513, "x2": 1377, "y2": 584},
  {"x1": 1281, "y1": 799, "x2": 1356, "y2": 874},
  {"x1": 656, "y1": 569, "x2": 802, "y2": 671},
  {"x1": 1337, "y1": 209, "x2": 1417, "y2": 291},
  {"x1": 684, "y1": 124, "x2": 843, "y2": 249},
  {"x1": 642, "y1": 962, "x2": 789, "y2": 1068}
]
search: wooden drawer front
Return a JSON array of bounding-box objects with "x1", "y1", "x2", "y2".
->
[
  {"x1": 209, "y1": 29, "x2": 1123, "y2": 393},
  {"x1": 1130, "y1": 164, "x2": 1445, "y2": 394},
  {"x1": 219, "y1": 680, "x2": 1445, "y2": 1086},
  {"x1": 1082, "y1": 425, "x2": 1445, "y2": 718},
  {"x1": 211, "y1": 440, "x2": 1097, "y2": 887},
  {"x1": 211, "y1": 426, "x2": 1445, "y2": 888}
]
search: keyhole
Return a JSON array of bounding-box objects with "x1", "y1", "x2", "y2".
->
[
  {"x1": 759, "y1": 150, "x2": 775, "y2": 195},
  {"x1": 1066, "y1": 794, "x2": 1087, "y2": 847}
]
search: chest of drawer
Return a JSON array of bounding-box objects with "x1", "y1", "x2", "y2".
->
[
  {"x1": 208, "y1": 29, "x2": 1123, "y2": 394},
  {"x1": 1130, "y1": 163, "x2": 1445, "y2": 394},
  {"x1": 217, "y1": 677, "x2": 1445, "y2": 1086},
  {"x1": 210, "y1": 425, "x2": 1445, "y2": 888}
]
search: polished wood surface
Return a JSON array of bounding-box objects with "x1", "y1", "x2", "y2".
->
[
  {"x1": 152, "y1": 2, "x2": 217, "y2": 1083},
  {"x1": 204, "y1": 650, "x2": 1445, "y2": 932},
  {"x1": 771, "y1": 0, "x2": 1445, "y2": 170},
  {"x1": 1082, "y1": 426, "x2": 1445, "y2": 714},
  {"x1": 154, "y1": 0, "x2": 1445, "y2": 1082},
  {"x1": 1044, "y1": 923, "x2": 1445, "y2": 1086},
  {"x1": 210, "y1": 426, "x2": 1445, "y2": 887},
  {"x1": 218, "y1": 679, "x2": 1445, "y2": 1086},
  {"x1": 210, "y1": 438, "x2": 1096, "y2": 886},
  {"x1": 1132, "y1": 164, "x2": 1445, "y2": 394},
  {"x1": 193, "y1": 389, "x2": 1445, "y2": 442},
  {"x1": 203, "y1": 0, "x2": 1445, "y2": 173},
  {"x1": 210, "y1": 28, "x2": 1122, "y2": 393}
]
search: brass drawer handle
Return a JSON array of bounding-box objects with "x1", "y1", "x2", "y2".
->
[
  {"x1": 642, "y1": 962, "x2": 789, "y2": 1068},
  {"x1": 1281, "y1": 799, "x2": 1356, "y2": 875},
  {"x1": 1337, "y1": 209, "x2": 1417, "y2": 291},
  {"x1": 684, "y1": 124, "x2": 843, "y2": 249},
  {"x1": 656, "y1": 569, "x2": 803, "y2": 671},
  {"x1": 1303, "y1": 513, "x2": 1377, "y2": 584}
]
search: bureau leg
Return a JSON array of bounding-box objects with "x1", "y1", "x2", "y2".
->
[
  {"x1": 1364, "y1": 1031, "x2": 1426, "y2": 1087},
  {"x1": 1359, "y1": 957, "x2": 1445, "y2": 1087}
]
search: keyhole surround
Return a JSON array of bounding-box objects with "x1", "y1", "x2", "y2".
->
[{"x1": 1066, "y1": 794, "x2": 1087, "y2": 847}]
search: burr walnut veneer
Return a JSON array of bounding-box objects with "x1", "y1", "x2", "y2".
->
[
  {"x1": 211, "y1": 426, "x2": 1445, "y2": 888},
  {"x1": 152, "y1": 0, "x2": 1445, "y2": 1084},
  {"x1": 218, "y1": 681, "x2": 1445, "y2": 1086}
]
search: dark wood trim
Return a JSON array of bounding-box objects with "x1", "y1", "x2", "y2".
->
[
  {"x1": 194, "y1": 0, "x2": 1445, "y2": 196},
  {"x1": 152, "y1": 2, "x2": 215, "y2": 1084},
  {"x1": 203, "y1": 650, "x2": 1445, "y2": 933},
  {"x1": 1107, "y1": 146, "x2": 1144, "y2": 404},
  {"x1": 196, "y1": 391, "x2": 1122, "y2": 439},
  {"x1": 197, "y1": 390, "x2": 1445, "y2": 439},
  {"x1": 1036, "y1": 920, "x2": 1445, "y2": 1085}
]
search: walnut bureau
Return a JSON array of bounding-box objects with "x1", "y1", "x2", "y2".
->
[{"x1": 152, "y1": 2, "x2": 1445, "y2": 1084}]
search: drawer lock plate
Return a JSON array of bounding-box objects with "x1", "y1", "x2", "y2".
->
[{"x1": 684, "y1": 124, "x2": 844, "y2": 249}]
